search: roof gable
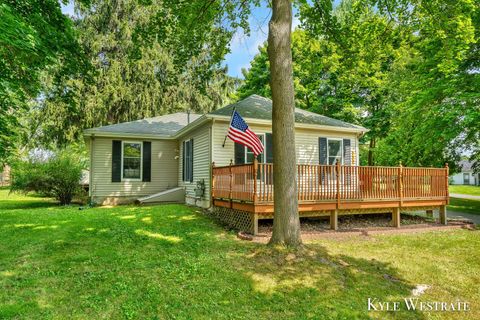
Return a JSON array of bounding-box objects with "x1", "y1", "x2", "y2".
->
[{"x1": 208, "y1": 95, "x2": 365, "y2": 130}]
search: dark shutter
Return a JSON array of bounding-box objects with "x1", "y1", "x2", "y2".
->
[
  {"x1": 266, "y1": 133, "x2": 273, "y2": 163},
  {"x1": 182, "y1": 141, "x2": 186, "y2": 181},
  {"x1": 189, "y1": 139, "x2": 194, "y2": 182},
  {"x1": 234, "y1": 142, "x2": 245, "y2": 164},
  {"x1": 319, "y1": 137, "x2": 328, "y2": 165},
  {"x1": 343, "y1": 139, "x2": 351, "y2": 165},
  {"x1": 142, "y1": 141, "x2": 151, "y2": 182},
  {"x1": 112, "y1": 140, "x2": 122, "y2": 182}
]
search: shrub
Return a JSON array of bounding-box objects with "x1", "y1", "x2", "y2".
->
[{"x1": 11, "y1": 150, "x2": 85, "y2": 205}]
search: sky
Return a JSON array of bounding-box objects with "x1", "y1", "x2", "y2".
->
[
  {"x1": 222, "y1": 6, "x2": 301, "y2": 78},
  {"x1": 60, "y1": 2, "x2": 299, "y2": 79}
]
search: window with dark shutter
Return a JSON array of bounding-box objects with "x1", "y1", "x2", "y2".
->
[
  {"x1": 112, "y1": 140, "x2": 122, "y2": 182},
  {"x1": 319, "y1": 137, "x2": 327, "y2": 165},
  {"x1": 265, "y1": 133, "x2": 273, "y2": 163},
  {"x1": 142, "y1": 141, "x2": 151, "y2": 182},
  {"x1": 189, "y1": 139, "x2": 194, "y2": 182},
  {"x1": 182, "y1": 139, "x2": 193, "y2": 182},
  {"x1": 182, "y1": 141, "x2": 186, "y2": 181},
  {"x1": 343, "y1": 139, "x2": 351, "y2": 166}
]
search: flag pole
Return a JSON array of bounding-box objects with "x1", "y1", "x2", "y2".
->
[{"x1": 222, "y1": 106, "x2": 236, "y2": 148}]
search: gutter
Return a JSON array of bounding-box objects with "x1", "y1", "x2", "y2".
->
[{"x1": 83, "y1": 131, "x2": 176, "y2": 140}]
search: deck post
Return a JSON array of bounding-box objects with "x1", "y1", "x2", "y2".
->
[
  {"x1": 445, "y1": 163, "x2": 449, "y2": 205},
  {"x1": 392, "y1": 207, "x2": 401, "y2": 228},
  {"x1": 253, "y1": 159, "x2": 258, "y2": 204},
  {"x1": 398, "y1": 162, "x2": 403, "y2": 207},
  {"x1": 330, "y1": 209, "x2": 338, "y2": 230},
  {"x1": 439, "y1": 205, "x2": 447, "y2": 225},
  {"x1": 336, "y1": 161, "x2": 341, "y2": 209},
  {"x1": 426, "y1": 209, "x2": 433, "y2": 218},
  {"x1": 253, "y1": 213, "x2": 259, "y2": 235}
]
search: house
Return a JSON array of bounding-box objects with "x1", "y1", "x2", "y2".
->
[
  {"x1": 450, "y1": 160, "x2": 479, "y2": 186},
  {"x1": 84, "y1": 95, "x2": 365, "y2": 206},
  {"x1": 84, "y1": 95, "x2": 449, "y2": 234}
]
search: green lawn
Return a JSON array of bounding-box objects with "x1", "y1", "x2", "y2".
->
[
  {"x1": 448, "y1": 197, "x2": 480, "y2": 215},
  {"x1": 1, "y1": 189, "x2": 479, "y2": 319},
  {"x1": 449, "y1": 185, "x2": 480, "y2": 196}
]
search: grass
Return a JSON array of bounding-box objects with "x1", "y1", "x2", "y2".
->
[
  {"x1": 1, "y1": 189, "x2": 479, "y2": 319},
  {"x1": 449, "y1": 185, "x2": 480, "y2": 196},
  {"x1": 448, "y1": 198, "x2": 480, "y2": 215}
]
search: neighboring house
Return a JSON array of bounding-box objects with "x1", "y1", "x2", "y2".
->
[
  {"x1": 0, "y1": 165, "x2": 11, "y2": 186},
  {"x1": 84, "y1": 95, "x2": 367, "y2": 206},
  {"x1": 450, "y1": 160, "x2": 479, "y2": 186}
]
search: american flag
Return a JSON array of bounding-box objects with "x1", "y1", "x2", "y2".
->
[{"x1": 227, "y1": 110, "x2": 264, "y2": 156}]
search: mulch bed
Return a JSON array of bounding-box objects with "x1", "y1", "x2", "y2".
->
[{"x1": 248, "y1": 213, "x2": 476, "y2": 243}]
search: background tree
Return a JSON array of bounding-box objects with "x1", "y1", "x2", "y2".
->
[
  {"x1": 26, "y1": 0, "x2": 242, "y2": 148},
  {"x1": 0, "y1": 0, "x2": 87, "y2": 162}
]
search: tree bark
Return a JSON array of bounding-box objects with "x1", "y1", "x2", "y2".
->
[{"x1": 267, "y1": 0, "x2": 302, "y2": 247}]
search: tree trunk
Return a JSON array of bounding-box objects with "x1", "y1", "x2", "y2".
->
[{"x1": 267, "y1": 0, "x2": 302, "y2": 247}]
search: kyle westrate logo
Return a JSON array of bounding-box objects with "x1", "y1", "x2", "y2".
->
[{"x1": 367, "y1": 298, "x2": 470, "y2": 312}]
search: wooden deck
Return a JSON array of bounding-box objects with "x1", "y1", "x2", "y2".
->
[{"x1": 211, "y1": 161, "x2": 449, "y2": 233}]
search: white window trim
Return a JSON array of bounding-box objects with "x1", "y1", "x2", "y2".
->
[
  {"x1": 327, "y1": 138, "x2": 344, "y2": 165},
  {"x1": 244, "y1": 133, "x2": 267, "y2": 163},
  {"x1": 183, "y1": 138, "x2": 193, "y2": 182},
  {"x1": 121, "y1": 141, "x2": 143, "y2": 181}
]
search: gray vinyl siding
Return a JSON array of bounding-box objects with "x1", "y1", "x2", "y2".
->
[
  {"x1": 178, "y1": 124, "x2": 212, "y2": 208},
  {"x1": 212, "y1": 121, "x2": 359, "y2": 166},
  {"x1": 90, "y1": 137, "x2": 178, "y2": 200}
]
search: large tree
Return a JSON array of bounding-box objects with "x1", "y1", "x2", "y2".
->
[{"x1": 268, "y1": 0, "x2": 302, "y2": 246}]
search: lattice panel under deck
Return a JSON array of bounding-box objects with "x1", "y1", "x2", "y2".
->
[{"x1": 211, "y1": 207, "x2": 255, "y2": 234}]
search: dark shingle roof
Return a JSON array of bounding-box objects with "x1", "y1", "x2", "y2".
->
[
  {"x1": 208, "y1": 95, "x2": 366, "y2": 130},
  {"x1": 84, "y1": 112, "x2": 202, "y2": 136}
]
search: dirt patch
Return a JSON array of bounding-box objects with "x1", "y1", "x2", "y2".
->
[{"x1": 252, "y1": 214, "x2": 475, "y2": 243}]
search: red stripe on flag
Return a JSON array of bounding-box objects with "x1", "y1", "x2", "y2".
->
[
  {"x1": 228, "y1": 131, "x2": 262, "y2": 155},
  {"x1": 228, "y1": 128, "x2": 264, "y2": 155},
  {"x1": 228, "y1": 127, "x2": 263, "y2": 151},
  {"x1": 230, "y1": 128, "x2": 263, "y2": 154}
]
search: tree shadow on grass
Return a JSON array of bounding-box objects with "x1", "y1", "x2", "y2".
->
[{"x1": 235, "y1": 245, "x2": 425, "y2": 319}]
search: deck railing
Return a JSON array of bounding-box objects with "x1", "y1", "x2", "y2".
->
[{"x1": 211, "y1": 161, "x2": 449, "y2": 204}]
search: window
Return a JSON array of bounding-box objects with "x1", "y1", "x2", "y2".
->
[
  {"x1": 245, "y1": 134, "x2": 265, "y2": 163},
  {"x1": 464, "y1": 173, "x2": 470, "y2": 185},
  {"x1": 183, "y1": 139, "x2": 193, "y2": 182},
  {"x1": 122, "y1": 142, "x2": 142, "y2": 180},
  {"x1": 327, "y1": 139, "x2": 343, "y2": 165}
]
